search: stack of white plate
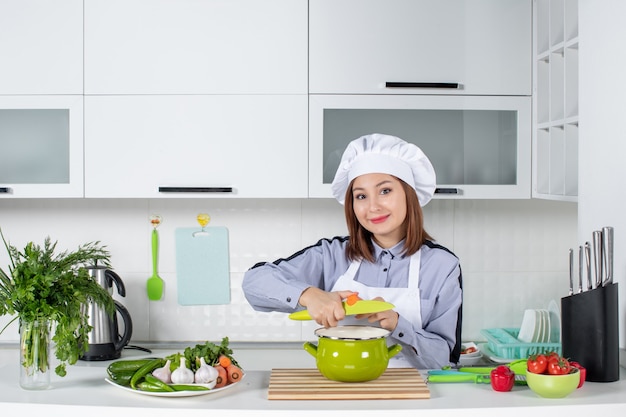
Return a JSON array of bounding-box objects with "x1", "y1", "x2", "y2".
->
[{"x1": 517, "y1": 309, "x2": 550, "y2": 343}]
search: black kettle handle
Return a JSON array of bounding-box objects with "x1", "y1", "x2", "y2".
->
[
  {"x1": 113, "y1": 300, "x2": 133, "y2": 352},
  {"x1": 106, "y1": 269, "x2": 126, "y2": 297}
]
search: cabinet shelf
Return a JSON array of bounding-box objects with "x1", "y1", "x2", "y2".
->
[{"x1": 533, "y1": 0, "x2": 579, "y2": 202}]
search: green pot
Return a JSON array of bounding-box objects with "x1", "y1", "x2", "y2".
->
[{"x1": 303, "y1": 325, "x2": 402, "y2": 382}]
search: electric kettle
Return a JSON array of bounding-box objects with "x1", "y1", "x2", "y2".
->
[{"x1": 80, "y1": 265, "x2": 133, "y2": 361}]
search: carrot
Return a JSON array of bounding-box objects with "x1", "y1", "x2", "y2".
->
[
  {"x1": 225, "y1": 364, "x2": 243, "y2": 383},
  {"x1": 214, "y1": 365, "x2": 228, "y2": 388},
  {"x1": 346, "y1": 293, "x2": 362, "y2": 306},
  {"x1": 218, "y1": 355, "x2": 231, "y2": 368}
]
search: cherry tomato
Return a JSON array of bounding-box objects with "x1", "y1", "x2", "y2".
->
[
  {"x1": 490, "y1": 365, "x2": 515, "y2": 392},
  {"x1": 547, "y1": 356, "x2": 571, "y2": 375},
  {"x1": 527, "y1": 353, "x2": 548, "y2": 374},
  {"x1": 569, "y1": 361, "x2": 586, "y2": 388}
]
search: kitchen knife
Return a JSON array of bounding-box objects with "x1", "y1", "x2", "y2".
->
[
  {"x1": 592, "y1": 230, "x2": 603, "y2": 288},
  {"x1": 602, "y1": 226, "x2": 614, "y2": 286},
  {"x1": 568, "y1": 248, "x2": 574, "y2": 296},
  {"x1": 578, "y1": 245, "x2": 584, "y2": 294},
  {"x1": 288, "y1": 300, "x2": 395, "y2": 320},
  {"x1": 585, "y1": 242, "x2": 592, "y2": 291}
]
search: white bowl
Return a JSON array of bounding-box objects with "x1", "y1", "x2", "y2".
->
[{"x1": 459, "y1": 352, "x2": 483, "y2": 366}]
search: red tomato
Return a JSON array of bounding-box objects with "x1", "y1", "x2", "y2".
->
[
  {"x1": 527, "y1": 354, "x2": 548, "y2": 374},
  {"x1": 547, "y1": 356, "x2": 571, "y2": 375},
  {"x1": 490, "y1": 366, "x2": 515, "y2": 392},
  {"x1": 570, "y1": 361, "x2": 586, "y2": 388}
]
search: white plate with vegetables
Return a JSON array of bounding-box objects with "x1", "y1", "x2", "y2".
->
[
  {"x1": 105, "y1": 338, "x2": 245, "y2": 397},
  {"x1": 104, "y1": 376, "x2": 244, "y2": 398}
]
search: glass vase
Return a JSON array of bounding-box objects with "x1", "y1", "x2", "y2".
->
[{"x1": 19, "y1": 318, "x2": 52, "y2": 390}]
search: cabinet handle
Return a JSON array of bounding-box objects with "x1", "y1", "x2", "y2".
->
[
  {"x1": 386, "y1": 82, "x2": 460, "y2": 89},
  {"x1": 158, "y1": 186, "x2": 233, "y2": 193},
  {"x1": 435, "y1": 188, "x2": 459, "y2": 194},
  {"x1": 0, "y1": 187, "x2": 12, "y2": 194}
]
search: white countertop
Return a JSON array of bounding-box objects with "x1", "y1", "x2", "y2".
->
[{"x1": 1, "y1": 344, "x2": 626, "y2": 417}]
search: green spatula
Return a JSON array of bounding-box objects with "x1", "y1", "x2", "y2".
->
[
  {"x1": 147, "y1": 215, "x2": 164, "y2": 301},
  {"x1": 288, "y1": 300, "x2": 394, "y2": 320}
]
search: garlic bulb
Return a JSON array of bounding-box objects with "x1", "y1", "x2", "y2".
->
[
  {"x1": 152, "y1": 359, "x2": 172, "y2": 383},
  {"x1": 171, "y1": 357, "x2": 194, "y2": 384},
  {"x1": 194, "y1": 357, "x2": 219, "y2": 384}
]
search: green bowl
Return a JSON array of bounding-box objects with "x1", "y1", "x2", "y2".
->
[{"x1": 526, "y1": 368, "x2": 580, "y2": 398}]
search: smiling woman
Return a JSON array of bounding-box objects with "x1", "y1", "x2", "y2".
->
[{"x1": 242, "y1": 133, "x2": 463, "y2": 370}]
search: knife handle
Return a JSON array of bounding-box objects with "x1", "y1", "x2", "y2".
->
[
  {"x1": 602, "y1": 226, "x2": 614, "y2": 285},
  {"x1": 593, "y1": 231, "x2": 604, "y2": 288},
  {"x1": 578, "y1": 246, "x2": 584, "y2": 293},
  {"x1": 585, "y1": 242, "x2": 592, "y2": 290}
]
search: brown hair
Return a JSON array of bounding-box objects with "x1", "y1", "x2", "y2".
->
[{"x1": 344, "y1": 178, "x2": 433, "y2": 262}]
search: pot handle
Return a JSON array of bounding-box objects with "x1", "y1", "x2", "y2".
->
[
  {"x1": 388, "y1": 344, "x2": 402, "y2": 358},
  {"x1": 303, "y1": 342, "x2": 318, "y2": 357}
]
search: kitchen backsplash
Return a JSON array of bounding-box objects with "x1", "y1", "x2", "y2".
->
[{"x1": 0, "y1": 198, "x2": 577, "y2": 345}]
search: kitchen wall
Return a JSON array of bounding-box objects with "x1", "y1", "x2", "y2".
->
[
  {"x1": 579, "y1": 0, "x2": 626, "y2": 350},
  {"x1": 0, "y1": 198, "x2": 577, "y2": 345}
]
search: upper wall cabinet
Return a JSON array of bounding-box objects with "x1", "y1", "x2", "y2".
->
[
  {"x1": 84, "y1": 95, "x2": 308, "y2": 198},
  {"x1": 0, "y1": 96, "x2": 84, "y2": 198},
  {"x1": 84, "y1": 0, "x2": 307, "y2": 95},
  {"x1": 0, "y1": 0, "x2": 83, "y2": 94},
  {"x1": 309, "y1": 0, "x2": 532, "y2": 96}
]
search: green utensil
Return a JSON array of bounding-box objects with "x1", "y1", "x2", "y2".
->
[
  {"x1": 288, "y1": 300, "x2": 395, "y2": 320},
  {"x1": 147, "y1": 219, "x2": 164, "y2": 301},
  {"x1": 459, "y1": 359, "x2": 528, "y2": 376},
  {"x1": 427, "y1": 372, "x2": 491, "y2": 384}
]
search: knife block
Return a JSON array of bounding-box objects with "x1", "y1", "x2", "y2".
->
[{"x1": 560, "y1": 283, "x2": 619, "y2": 382}]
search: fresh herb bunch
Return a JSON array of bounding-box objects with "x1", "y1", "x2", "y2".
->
[
  {"x1": 166, "y1": 337, "x2": 240, "y2": 372},
  {"x1": 0, "y1": 229, "x2": 115, "y2": 377}
]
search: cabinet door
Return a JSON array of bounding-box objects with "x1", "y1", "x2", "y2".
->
[
  {"x1": 0, "y1": 96, "x2": 84, "y2": 198},
  {"x1": 310, "y1": 0, "x2": 531, "y2": 96},
  {"x1": 84, "y1": 0, "x2": 307, "y2": 95},
  {"x1": 0, "y1": 0, "x2": 82, "y2": 94},
  {"x1": 84, "y1": 95, "x2": 308, "y2": 198},
  {"x1": 309, "y1": 95, "x2": 531, "y2": 199}
]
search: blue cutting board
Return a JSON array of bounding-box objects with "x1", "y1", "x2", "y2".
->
[{"x1": 175, "y1": 227, "x2": 230, "y2": 305}]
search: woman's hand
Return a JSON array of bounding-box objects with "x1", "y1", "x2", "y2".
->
[
  {"x1": 298, "y1": 287, "x2": 355, "y2": 328},
  {"x1": 355, "y1": 296, "x2": 399, "y2": 331}
]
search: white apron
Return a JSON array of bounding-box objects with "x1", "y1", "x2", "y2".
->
[{"x1": 330, "y1": 249, "x2": 422, "y2": 367}]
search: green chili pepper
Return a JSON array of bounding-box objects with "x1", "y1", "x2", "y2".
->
[
  {"x1": 136, "y1": 381, "x2": 169, "y2": 392},
  {"x1": 171, "y1": 384, "x2": 211, "y2": 391},
  {"x1": 130, "y1": 358, "x2": 165, "y2": 389},
  {"x1": 144, "y1": 374, "x2": 176, "y2": 392}
]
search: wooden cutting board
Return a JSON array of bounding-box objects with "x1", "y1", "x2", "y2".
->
[{"x1": 267, "y1": 368, "x2": 430, "y2": 400}]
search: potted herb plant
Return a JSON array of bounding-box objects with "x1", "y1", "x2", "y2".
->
[{"x1": 0, "y1": 229, "x2": 115, "y2": 389}]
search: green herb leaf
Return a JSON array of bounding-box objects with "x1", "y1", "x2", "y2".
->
[{"x1": 0, "y1": 228, "x2": 115, "y2": 377}]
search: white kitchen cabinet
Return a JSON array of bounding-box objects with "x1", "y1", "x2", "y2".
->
[
  {"x1": 84, "y1": 95, "x2": 308, "y2": 198},
  {"x1": 84, "y1": 0, "x2": 307, "y2": 95},
  {"x1": 309, "y1": 95, "x2": 531, "y2": 199},
  {"x1": 0, "y1": 0, "x2": 82, "y2": 94},
  {"x1": 309, "y1": 0, "x2": 531, "y2": 96},
  {"x1": 533, "y1": 0, "x2": 578, "y2": 201},
  {"x1": 0, "y1": 96, "x2": 84, "y2": 198}
]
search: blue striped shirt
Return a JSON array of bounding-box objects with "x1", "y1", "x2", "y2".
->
[{"x1": 242, "y1": 236, "x2": 462, "y2": 369}]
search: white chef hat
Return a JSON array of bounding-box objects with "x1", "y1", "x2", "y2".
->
[{"x1": 331, "y1": 133, "x2": 436, "y2": 206}]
